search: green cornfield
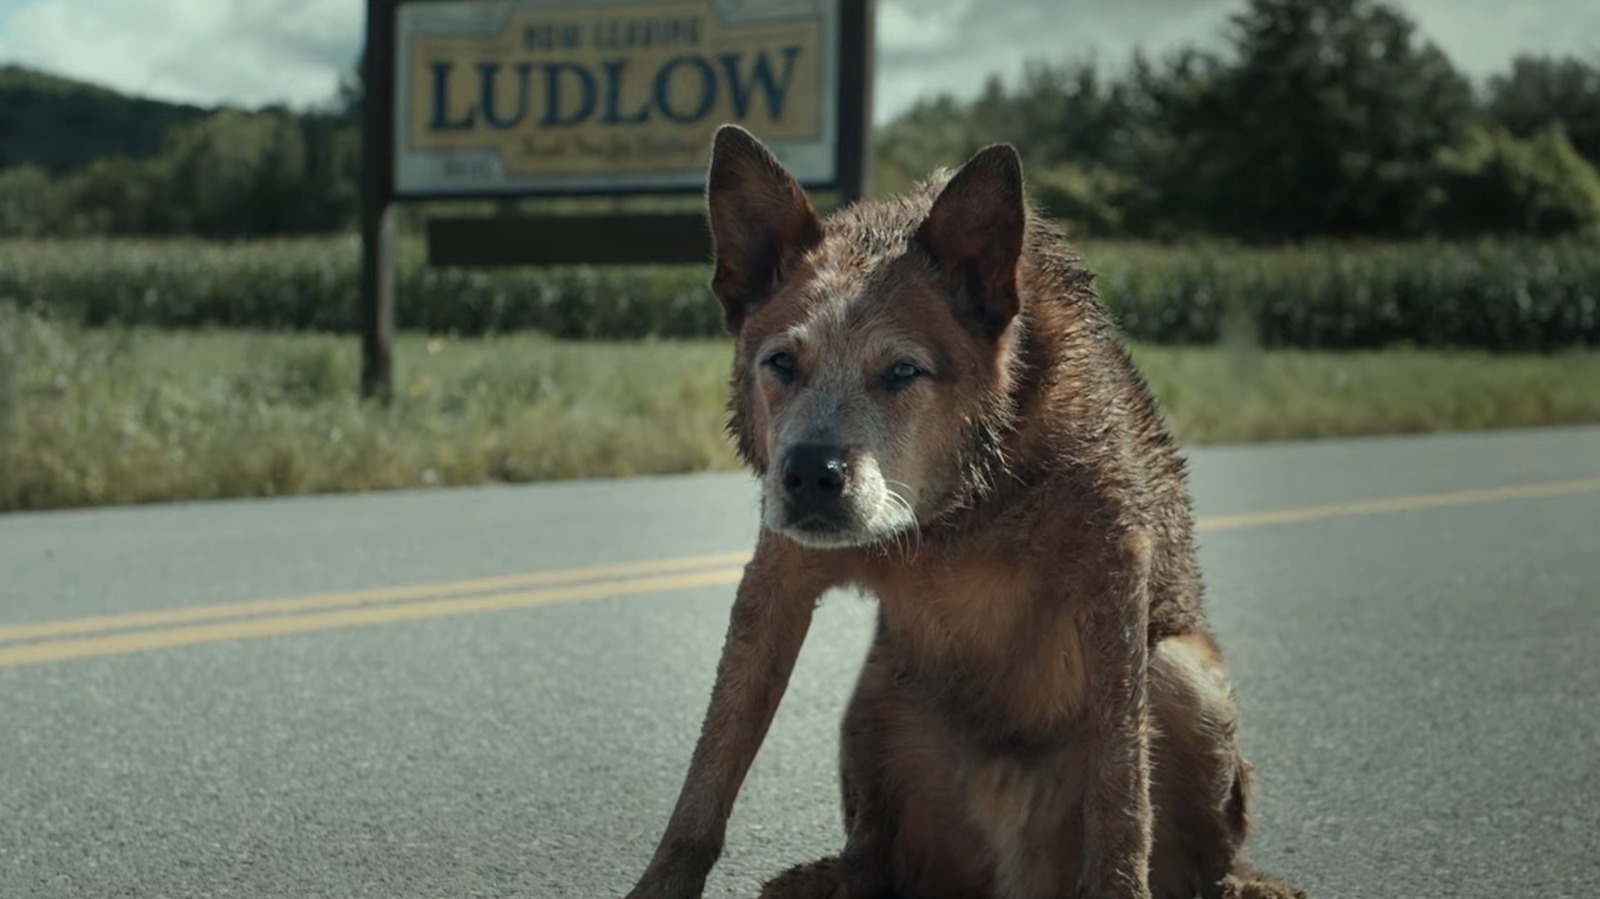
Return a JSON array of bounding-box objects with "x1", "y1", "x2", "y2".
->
[{"x1": 1, "y1": 235, "x2": 1597, "y2": 351}]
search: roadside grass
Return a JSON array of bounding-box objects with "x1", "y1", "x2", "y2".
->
[{"x1": 4, "y1": 306, "x2": 1600, "y2": 513}]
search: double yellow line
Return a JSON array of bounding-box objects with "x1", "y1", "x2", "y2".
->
[
  {"x1": 0, "y1": 552, "x2": 749, "y2": 670},
  {"x1": 2, "y1": 476, "x2": 1597, "y2": 671}
]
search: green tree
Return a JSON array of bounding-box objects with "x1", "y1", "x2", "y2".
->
[
  {"x1": 1486, "y1": 54, "x2": 1600, "y2": 167},
  {"x1": 872, "y1": 94, "x2": 987, "y2": 196},
  {"x1": 0, "y1": 165, "x2": 67, "y2": 236},
  {"x1": 0, "y1": 62, "x2": 360, "y2": 238},
  {"x1": 155, "y1": 108, "x2": 355, "y2": 236},
  {"x1": 0, "y1": 64, "x2": 208, "y2": 175},
  {"x1": 296, "y1": 114, "x2": 361, "y2": 231},
  {"x1": 159, "y1": 110, "x2": 279, "y2": 235},
  {"x1": 1188, "y1": 0, "x2": 1477, "y2": 239},
  {"x1": 1099, "y1": 47, "x2": 1233, "y2": 238},
  {"x1": 1019, "y1": 60, "x2": 1138, "y2": 169},
  {"x1": 1430, "y1": 124, "x2": 1600, "y2": 238},
  {"x1": 57, "y1": 156, "x2": 166, "y2": 234}
]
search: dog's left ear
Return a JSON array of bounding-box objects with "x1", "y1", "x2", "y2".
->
[
  {"x1": 705, "y1": 125, "x2": 823, "y2": 334},
  {"x1": 915, "y1": 144, "x2": 1027, "y2": 337}
]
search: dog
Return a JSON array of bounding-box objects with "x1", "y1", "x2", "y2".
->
[{"x1": 619, "y1": 125, "x2": 1306, "y2": 899}]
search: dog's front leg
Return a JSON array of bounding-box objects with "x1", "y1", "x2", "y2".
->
[
  {"x1": 624, "y1": 537, "x2": 826, "y2": 899},
  {"x1": 1078, "y1": 529, "x2": 1155, "y2": 899}
]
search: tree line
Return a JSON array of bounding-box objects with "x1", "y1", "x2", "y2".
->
[
  {"x1": 3, "y1": 0, "x2": 1599, "y2": 244},
  {"x1": 0, "y1": 63, "x2": 361, "y2": 239},
  {"x1": 876, "y1": 0, "x2": 1600, "y2": 242}
]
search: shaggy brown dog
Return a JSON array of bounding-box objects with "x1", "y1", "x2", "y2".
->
[{"x1": 620, "y1": 125, "x2": 1305, "y2": 899}]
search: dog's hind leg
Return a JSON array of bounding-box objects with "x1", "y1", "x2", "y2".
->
[
  {"x1": 1209, "y1": 761, "x2": 1305, "y2": 899},
  {"x1": 1145, "y1": 632, "x2": 1309, "y2": 899}
]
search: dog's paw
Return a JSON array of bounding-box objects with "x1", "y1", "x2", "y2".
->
[
  {"x1": 620, "y1": 882, "x2": 676, "y2": 899},
  {"x1": 756, "y1": 857, "x2": 854, "y2": 899},
  {"x1": 622, "y1": 883, "x2": 693, "y2": 899},
  {"x1": 1073, "y1": 883, "x2": 1152, "y2": 899},
  {"x1": 1217, "y1": 873, "x2": 1308, "y2": 899},
  {"x1": 622, "y1": 869, "x2": 705, "y2": 899}
]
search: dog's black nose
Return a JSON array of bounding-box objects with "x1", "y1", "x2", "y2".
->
[{"x1": 782, "y1": 444, "x2": 848, "y2": 504}]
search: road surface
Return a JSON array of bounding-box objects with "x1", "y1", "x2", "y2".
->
[{"x1": 2, "y1": 425, "x2": 1598, "y2": 899}]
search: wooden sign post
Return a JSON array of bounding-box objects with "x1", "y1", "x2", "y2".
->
[{"x1": 358, "y1": 0, "x2": 876, "y2": 399}]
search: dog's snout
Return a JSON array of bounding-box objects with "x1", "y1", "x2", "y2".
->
[{"x1": 782, "y1": 444, "x2": 848, "y2": 504}]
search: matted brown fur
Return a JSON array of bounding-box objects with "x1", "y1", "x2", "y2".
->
[{"x1": 619, "y1": 126, "x2": 1306, "y2": 899}]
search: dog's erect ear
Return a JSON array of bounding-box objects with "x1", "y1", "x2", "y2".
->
[
  {"x1": 915, "y1": 143, "x2": 1027, "y2": 336},
  {"x1": 705, "y1": 125, "x2": 822, "y2": 333}
]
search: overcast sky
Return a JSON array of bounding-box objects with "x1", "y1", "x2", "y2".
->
[{"x1": 1, "y1": 0, "x2": 1597, "y2": 121}]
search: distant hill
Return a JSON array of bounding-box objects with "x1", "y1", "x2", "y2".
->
[{"x1": 0, "y1": 65, "x2": 214, "y2": 174}]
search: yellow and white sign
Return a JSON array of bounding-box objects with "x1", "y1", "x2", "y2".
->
[{"x1": 394, "y1": 0, "x2": 844, "y2": 196}]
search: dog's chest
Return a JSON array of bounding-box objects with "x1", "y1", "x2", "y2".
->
[{"x1": 858, "y1": 556, "x2": 1095, "y2": 737}]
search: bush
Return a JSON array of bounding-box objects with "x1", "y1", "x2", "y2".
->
[
  {"x1": 1027, "y1": 164, "x2": 1134, "y2": 237},
  {"x1": 1430, "y1": 125, "x2": 1600, "y2": 239},
  {"x1": 1, "y1": 236, "x2": 1597, "y2": 352},
  {"x1": 1093, "y1": 240, "x2": 1600, "y2": 351},
  {"x1": 0, "y1": 165, "x2": 66, "y2": 236}
]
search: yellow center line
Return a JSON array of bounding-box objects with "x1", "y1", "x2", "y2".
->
[
  {"x1": 0, "y1": 550, "x2": 750, "y2": 644},
  {"x1": 0, "y1": 474, "x2": 1595, "y2": 670},
  {"x1": 1197, "y1": 476, "x2": 1600, "y2": 532},
  {"x1": 0, "y1": 568, "x2": 745, "y2": 670}
]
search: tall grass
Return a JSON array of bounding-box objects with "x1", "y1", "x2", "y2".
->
[
  {"x1": 5, "y1": 303, "x2": 1600, "y2": 513},
  {"x1": 0, "y1": 305, "x2": 734, "y2": 511}
]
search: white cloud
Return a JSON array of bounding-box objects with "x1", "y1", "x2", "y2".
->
[
  {"x1": 0, "y1": 0, "x2": 363, "y2": 110},
  {"x1": 0, "y1": 0, "x2": 1596, "y2": 121},
  {"x1": 876, "y1": 0, "x2": 972, "y2": 53},
  {"x1": 1394, "y1": 0, "x2": 1600, "y2": 78}
]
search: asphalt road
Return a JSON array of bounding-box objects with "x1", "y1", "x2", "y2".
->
[{"x1": 2, "y1": 425, "x2": 1599, "y2": 899}]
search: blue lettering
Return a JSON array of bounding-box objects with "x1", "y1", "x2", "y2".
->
[
  {"x1": 427, "y1": 62, "x2": 478, "y2": 131},
  {"x1": 477, "y1": 63, "x2": 533, "y2": 129},
  {"x1": 541, "y1": 62, "x2": 598, "y2": 127},
  {"x1": 653, "y1": 55, "x2": 717, "y2": 124},
  {"x1": 428, "y1": 45, "x2": 804, "y2": 133},
  {"x1": 601, "y1": 60, "x2": 650, "y2": 125},
  {"x1": 720, "y1": 46, "x2": 801, "y2": 119}
]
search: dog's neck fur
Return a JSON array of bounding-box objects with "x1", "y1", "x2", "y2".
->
[{"x1": 914, "y1": 209, "x2": 1140, "y2": 538}]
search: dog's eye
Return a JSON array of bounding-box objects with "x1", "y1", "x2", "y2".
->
[
  {"x1": 884, "y1": 361, "x2": 925, "y2": 390},
  {"x1": 763, "y1": 351, "x2": 799, "y2": 383}
]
